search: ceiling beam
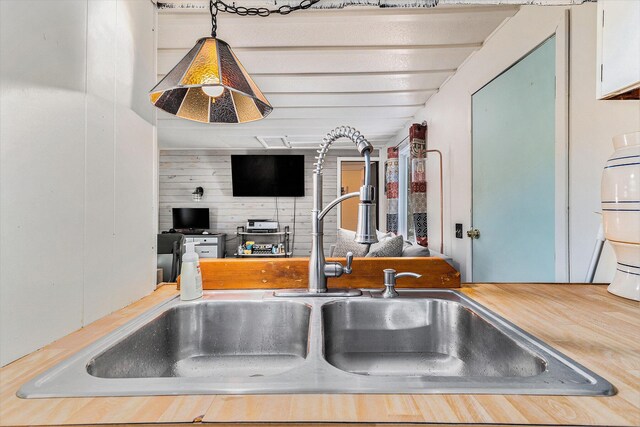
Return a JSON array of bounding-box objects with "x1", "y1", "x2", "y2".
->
[
  {"x1": 157, "y1": 46, "x2": 475, "y2": 74},
  {"x1": 156, "y1": 1, "x2": 585, "y2": 11},
  {"x1": 259, "y1": 89, "x2": 438, "y2": 95},
  {"x1": 248, "y1": 69, "x2": 458, "y2": 77},
  {"x1": 157, "y1": 44, "x2": 481, "y2": 54},
  {"x1": 157, "y1": 119, "x2": 410, "y2": 131},
  {"x1": 158, "y1": 105, "x2": 421, "y2": 119},
  {"x1": 157, "y1": 7, "x2": 519, "y2": 48},
  {"x1": 158, "y1": 43, "x2": 482, "y2": 51},
  {"x1": 158, "y1": 69, "x2": 458, "y2": 78}
]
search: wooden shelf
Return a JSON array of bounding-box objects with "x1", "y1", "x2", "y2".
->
[
  {"x1": 237, "y1": 225, "x2": 291, "y2": 258},
  {"x1": 238, "y1": 231, "x2": 290, "y2": 236},
  {"x1": 234, "y1": 252, "x2": 292, "y2": 258}
]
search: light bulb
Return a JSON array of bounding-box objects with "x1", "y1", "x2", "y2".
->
[{"x1": 202, "y1": 86, "x2": 224, "y2": 98}]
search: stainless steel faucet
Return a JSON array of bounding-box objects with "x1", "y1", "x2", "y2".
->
[{"x1": 276, "y1": 126, "x2": 378, "y2": 297}]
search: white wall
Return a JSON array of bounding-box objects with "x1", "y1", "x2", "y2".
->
[
  {"x1": 158, "y1": 149, "x2": 376, "y2": 257},
  {"x1": 0, "y1": 0, "x2": 158, "y2": 366},
  {"x1": 388, "y1": 4, "x2": 640, "y2": 282}
]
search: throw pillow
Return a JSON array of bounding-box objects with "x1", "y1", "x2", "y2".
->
[
  {"x1": 376, "y1": 230, "x2": 394, "y2": 241},
  {"x1": 365, "y1": 235, "x2": 404, "y2": 257},
  {"x1": 402, "y1": 242, "x2": 431, "y2": 257},
  {"x1": 333, "y1": 228, "x2": 370, "y2": 257}
]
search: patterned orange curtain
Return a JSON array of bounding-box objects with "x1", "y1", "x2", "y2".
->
[
  {"x1": 385, "y1": 147, "x2": 399, "y2": 234},
  {"x1": 410, "y1": 123, "x2": 428, "y2": 247}
]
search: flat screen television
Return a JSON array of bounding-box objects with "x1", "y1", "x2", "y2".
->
[
  {"x1": 172, "y1": 208, "x2": 210, "y2": 230},
  {"x1": 231, "y1": 155, "x2": 305, "y2": 197}
]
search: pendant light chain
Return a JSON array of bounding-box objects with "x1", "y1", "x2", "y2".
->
[
  {"x1": 210, "y1": 0, "x2": 321, "y2": 37},
  {"x1": 210, "y1": 0, "x2": 219, "y2": 37}
]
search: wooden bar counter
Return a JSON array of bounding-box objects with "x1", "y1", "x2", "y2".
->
[{"x1": 0, "y1": 284, "x2": 638, "y2": 426}]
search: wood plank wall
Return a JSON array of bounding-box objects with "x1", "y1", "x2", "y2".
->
[{"x1": 159, "y1": 149, "x2": 375, "y2": 257}]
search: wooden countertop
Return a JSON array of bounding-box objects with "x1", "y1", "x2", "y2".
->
[{"x1": 0, "y1": 284, "x2": 638, "y2": 426}]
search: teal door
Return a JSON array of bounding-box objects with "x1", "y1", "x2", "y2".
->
[{"x1": 471, "y1": 37, "x2": 556, "y2": 282}]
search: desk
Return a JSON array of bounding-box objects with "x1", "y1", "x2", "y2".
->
[{"x1": 183, "y1": 233, "x2": 226, "y2": 258}]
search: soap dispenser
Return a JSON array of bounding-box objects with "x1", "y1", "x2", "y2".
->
[{"x1": 180, "y1": 242, "x2": 203, "y2": 301}]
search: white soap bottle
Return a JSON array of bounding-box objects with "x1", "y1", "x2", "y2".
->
[{"x1": 180, "y1": 242, "x2": 203, "y2": 301}]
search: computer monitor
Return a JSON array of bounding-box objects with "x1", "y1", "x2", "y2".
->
[{"x1": 172, "y1": 208, "x2": 210, "y2": 230}]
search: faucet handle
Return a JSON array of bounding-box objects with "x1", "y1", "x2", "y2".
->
[
  {"x1": 323, "y1": 252, "x2": 354, "y2": 278},
  {"x1": 344, "y1": 252, "x2": 353, "y2": 274}
]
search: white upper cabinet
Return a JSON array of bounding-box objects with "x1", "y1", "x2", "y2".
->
[{"x1": 597, "y1": 0, "x2": 640, "y2": 99}]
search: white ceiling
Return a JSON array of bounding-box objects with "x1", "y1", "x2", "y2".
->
[{"x1": 155, "y1": 2, "x2": 519, "y2": 150}]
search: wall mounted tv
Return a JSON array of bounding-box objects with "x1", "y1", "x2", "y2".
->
[{"x1": 231, "y1": 155, "x2": 305, "y2": 197}]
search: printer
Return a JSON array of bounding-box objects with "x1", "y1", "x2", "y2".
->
[{"x1": 246, "y1": 219, "x2": 279, "y2": 233}]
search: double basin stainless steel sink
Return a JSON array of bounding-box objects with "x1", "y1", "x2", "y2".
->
[{"x1": 18, "y1": 289, "x2": 615, "y2": 398}]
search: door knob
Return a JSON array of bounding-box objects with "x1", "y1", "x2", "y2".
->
[{"x1": 467, "y1": 228, "x2": 480, "y2": 239}]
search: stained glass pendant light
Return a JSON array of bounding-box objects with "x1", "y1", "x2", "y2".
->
[{"x1": 149, "y1": 2, "x2": 275, "y2": 123}]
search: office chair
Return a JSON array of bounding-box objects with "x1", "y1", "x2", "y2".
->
[{"x1": 157, "y1": 233, "x2": 184, "y2": 282}]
